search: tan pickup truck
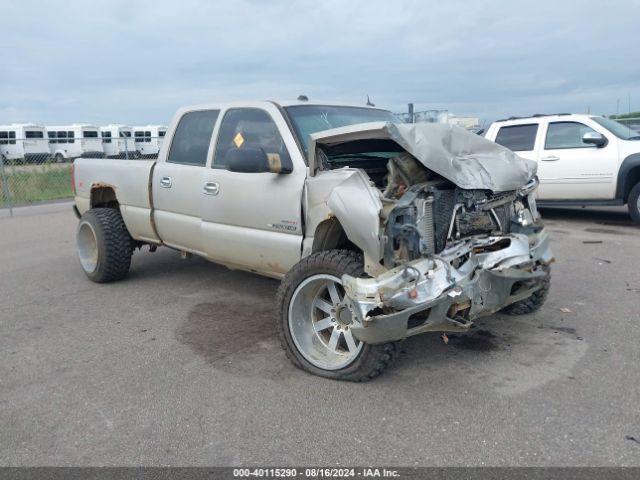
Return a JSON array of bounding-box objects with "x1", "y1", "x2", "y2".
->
[{"x1": 72, "y1": 100, "x2": 553, "y2": 381}]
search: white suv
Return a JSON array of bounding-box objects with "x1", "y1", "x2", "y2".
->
[{"x1": 485, "y1": 113, "x2": 640, "y2": 223}]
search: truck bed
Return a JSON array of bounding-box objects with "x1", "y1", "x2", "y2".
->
[{"x1": 73, "y1": 158, "x2": 160, "y2": 243}]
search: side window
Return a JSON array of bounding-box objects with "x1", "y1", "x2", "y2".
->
[
  {"x1": 144, "y1": 131, "x2": 151, "y2": 143},
  {"x1": 101, "y1": 131, "x2": 112, "y2": 143},
  {"x1": 213, "y1": 108, "x2": 292, "y2": 171},
  {"x1": 48, "y1": 131, "x2": 56, "y2": 144},
  {"x1": 57, "y1": 131, "x2": 68, "y2": 144},
  {"x1": 134, "y1": 131, "x2": 144, "y2": 143},
  {"x1": 0, "y1": 131, "x2": 7, "y2": 145},
  {"x1": 68, "y1": 131, "x2": 75, "y2": 144},
  {"x1": 167, "y1": 110, "x2": 220, "y2": 166},
  {"x1": 494, "y1": 124, "x2": 538, "y2": 151},
  {"x1": 545, "y1": 122, "x2": 598, "y2": 149}
]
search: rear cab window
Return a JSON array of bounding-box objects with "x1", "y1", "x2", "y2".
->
[
  {"x1": 494, "y1": 123, "x2": 539, "y2": 151},
  {"x1": 167, "y1": 110, "x2": 220, "y2": 166}
]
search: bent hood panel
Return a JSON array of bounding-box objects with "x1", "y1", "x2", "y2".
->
[{"x1": 309, "y1": 122, "x2": 537, "y2": 192}]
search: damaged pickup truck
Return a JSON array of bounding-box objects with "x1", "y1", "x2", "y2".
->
[{"x1": 72, "y1": 100, "x2": 553, "y2": 381}]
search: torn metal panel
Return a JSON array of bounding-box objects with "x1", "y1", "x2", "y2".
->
[
  {"x1": 325, "y1": 169, "x2": 383, "y2": 261},
  {"x1": 309, "y1": 122, "x2": 537, "y2": 192},
  {"x1": 305, "y1": 168, "x2": 383, "y2": 263},
  {"x1": 342, "y1": 231, "x2": 553, "y2": 344}
]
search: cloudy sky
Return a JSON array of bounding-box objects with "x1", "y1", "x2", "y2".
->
[{"x1": 2, "y1": 0, "x2": 639, "y2": 126}]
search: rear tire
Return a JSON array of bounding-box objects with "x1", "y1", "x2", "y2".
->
[
  {"x1": 76, "y1": 208, "x2": 134, "y2": 283},
  {"x1": 55, "y1": 153, "x2": 64, "y2": 163},
  {"x1": 502, "y1": 268, "x2": 551, "y2": 315},
  {"x1": 276, "y1": 250, "x2": 398, "y2": 381},
  {"x1": 628, "y1": 182, "x2": 640, "y2": 224}
]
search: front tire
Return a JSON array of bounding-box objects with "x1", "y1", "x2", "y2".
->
[
  {"x1": 76, "y1": 208, "x2": 134, "y2": 283},
  {"x1": 276, "y1": 250, "x2": 398, "y2": 381},
  {"x1": 502, "y1": 268, "x2": 551, "y2": 315},
  {"x1": 628, "y1": 182, "x2": 640, "y2": 224}
]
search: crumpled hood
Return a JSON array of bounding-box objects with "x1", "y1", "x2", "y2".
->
[{"x1": 309, "y1": 121, "x2": 537, "y2": 192}]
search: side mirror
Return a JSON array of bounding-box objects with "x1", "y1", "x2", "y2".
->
[
  {"x1": 582, "y1": 132, "x2": 607, "y2": 148},
  {"x1": 226, "y1": 147, "x2": 292, "y2": 174}
]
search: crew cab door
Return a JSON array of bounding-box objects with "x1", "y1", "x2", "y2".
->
[
  {"x1": 151, "y1": 109, "x2": 220, "y2": 253},
  {"x1": 200, "y1": 105, "x2": 306, "y2": 278},
  {"x1": 536, "y1": 119, "x2": 617, "y2": 200}
]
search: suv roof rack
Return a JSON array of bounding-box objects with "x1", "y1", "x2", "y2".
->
[{"x1": 496, "y1": 113, "x2": 572, "y2": 122}]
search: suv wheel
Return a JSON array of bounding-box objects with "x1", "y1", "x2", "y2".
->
[
  {"x1": 628, "y1": 182, "x2": 640, "y2": 224},
  {"x1": 76, "y1": 208, "x2": 134, "y2": 283},
  {"x1": 276, "y1": 250, "x2": 398, "y2": 381}
]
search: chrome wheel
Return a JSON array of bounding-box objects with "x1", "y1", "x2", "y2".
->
[
  {"x1": 288, "y1": 274, "x2": 363, "y2": 370},
  {"x1": 77, "y1": 220, "x2": 99, "y2": 274}
]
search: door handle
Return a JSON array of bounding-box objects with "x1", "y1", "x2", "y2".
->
[
  {"x1": 160, "y1": 176, "x2": 172, "y2": 188},
  {"x1": 203, "y1": 181, "x2": 219, "y2": 196},
  {"x1": 541, "y1": 156, "x2": 560, "y2": 162}
]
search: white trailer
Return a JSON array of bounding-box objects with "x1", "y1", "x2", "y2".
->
[
  {"x1": 46, "y1": 124, "x2": 105, "y2": 162},
  {"x1": 0, "y1": 124, "x2": 50, "y2": 164},
  {"x1": 132, "y1": 125, "x2": 167, "y2": 157},
  {"x1": 100, "y1": 125, "x2": 136, "y2": 158}
]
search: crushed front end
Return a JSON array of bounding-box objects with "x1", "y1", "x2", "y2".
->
[{"x1": 342, "y1": 177, "x2": 554, "y2": 344}]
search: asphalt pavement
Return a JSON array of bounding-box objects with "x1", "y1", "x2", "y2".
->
[{"x1": 1, "y1": 202, "x2": 639, "y2": 466}]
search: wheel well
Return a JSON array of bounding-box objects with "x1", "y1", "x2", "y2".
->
[
  {"x1": 90, "y1": 186, "x2": 119, "y2": 209},
  {"x1": 311, "y1": 217, "x2": 360, "y2": 254},
  {"x1": 624, "y1": 166, "x2": 640, "y2": 202}
]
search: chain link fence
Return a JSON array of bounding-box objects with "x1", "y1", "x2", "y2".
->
[{"x1": 0, "y1": 134, "x2": 163, "y2": 215}]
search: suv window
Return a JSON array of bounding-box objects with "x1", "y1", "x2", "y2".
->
[
  {"x1": 167, "y1": 110, "x2": 220, "y2": 166},
  {"x1": 545, "y1": 121, "x2": 599, "y2": 149},
  {"x1": 494, "y1": 124, "x2": 538, "y2": 151},
  {"x1": 213, "y1": 108, "x2": 292, "y2": 171}
]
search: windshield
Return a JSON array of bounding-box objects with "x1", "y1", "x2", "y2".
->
[
  {"x1": 284, "y1": 105, "x2": 398, "y2": 154},
  {"x1": 591, "y1": 117, "x2": 640, "y2": 140}
]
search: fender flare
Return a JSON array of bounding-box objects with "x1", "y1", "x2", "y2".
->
[{"x1": 616, "y1": 153, "x2": 640, "y2": 201}]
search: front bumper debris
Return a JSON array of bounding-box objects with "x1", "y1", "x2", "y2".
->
[{"x1": 342, "y1": 230, "x2": 553, "y2": 344}]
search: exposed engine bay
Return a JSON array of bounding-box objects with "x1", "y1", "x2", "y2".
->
[{"x1": 321, "y1": 148, "x2": 538, "y2": 270}]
